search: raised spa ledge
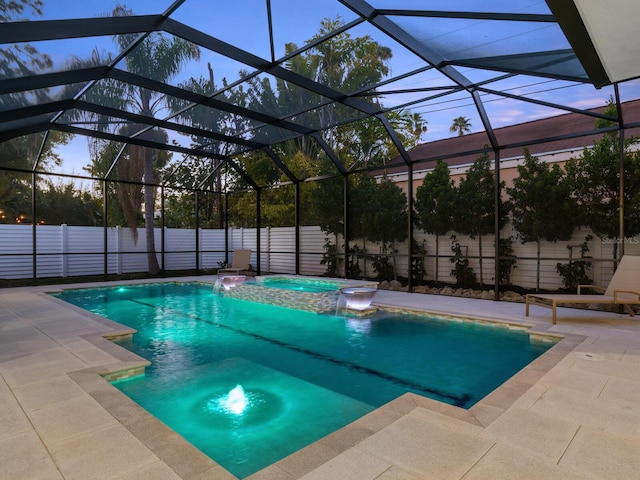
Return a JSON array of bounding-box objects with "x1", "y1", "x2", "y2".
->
[
  {"x1": 255, "y1": 274, "x2": 377, "y2": 289},
  {"x1": 223, "y1": 275, "x2": 378, "y2": 313}
]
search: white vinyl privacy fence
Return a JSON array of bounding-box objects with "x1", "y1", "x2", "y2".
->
[
  {"x1": 1, "y1": 223, "x2": 638, "y2": 291},
  {"x1": 0, "y1": 224, "x2": 329, "y2": 280}
]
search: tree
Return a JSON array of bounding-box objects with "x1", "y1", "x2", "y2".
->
[
  {"x1": 450, "y1": 116, "x2": 471, "y2": 136},
  {"x1": 226, "y1": 150, "x2": 303, "y2": 228},
  {"x1": 450, "y1": 234, "x2": 476, "y2": 286},
  {"x1": 0, "y1": 131, "x2": 73, "y2": 224},
  {"x1": 506, "y1": 148, "x2": 579, "y2": 290},
  {"x1": 0, "y1": 1, "x2": 75, "y2": 224},
  {"x1": 304, "y1": 17, "x2": 391, "y2": 138},
  {"x1": 361, "y1": 178, "x2": 408, "y2": 280},
  {"x1": 168, "y1": 65, "x2": 251, "y2": 228},
  {"x1": 564, "y1": 99, "x2": 640, "y2": 263},
  {"x1": 82, "y1": 140, "x2": 129, "y2": 227},
  {"x1": 310, "y1": 173, "x2": 380, "y2": 277},
  {"x1": 0, "y1": 1, "x2": 52, "y2": 110},
  {"x1": 112, "y1": 8, "x2": 199, "y2": 274},
  {"x1": 456, "y1": 152, "x2": 508, "y2": 285},
  {"x1": 78, "y1": 5, "x2": 200, "y2": 273},
  {"x1": 415, "y1": 160, "x2": 457, "y2": 281},
  {"x1": 0, "y1": 0, "x2": 42, "y2": 20},
  {"x1": 245, "y1": 16, "x2": 404, "y2": 165},
  {"x1": 227, "y1": 16, "x2": 425, "y2": 230},
  {"x1": 36, "y1": 180, "x2": 101, "y2": 226},
  {"x1": 0, "y1": 169, "x2": 30, "y2": 224}
]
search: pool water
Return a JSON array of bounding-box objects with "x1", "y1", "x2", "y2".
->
[{"x1": 54, "y1": 282, "x2": 554, "y2": 478}]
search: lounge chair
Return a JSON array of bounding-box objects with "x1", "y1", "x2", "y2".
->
[
  {"x1": 218, "y1": 249, "x2": 252, "y2": 275},
  {"x1": 525, "y1": 255, "x2": 640, "y2": 324}
]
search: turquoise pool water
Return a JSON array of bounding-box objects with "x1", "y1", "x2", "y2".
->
[{"x1": 54, "y1": 282, "x2": 554, "y2": 478}]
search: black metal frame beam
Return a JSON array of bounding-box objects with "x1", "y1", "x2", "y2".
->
[
  {"x1": 0, "y1": 67, "x2": 109, "y2": 96},
  {"x1": 0, "y1": 16, "x2": 164, "y2": 43},
  {"x1": 448, "y1": 50, "x2": 589, "y2": 84},
  {"x1": 375, "y1": 10, "x2": 556, "y2": 23}
]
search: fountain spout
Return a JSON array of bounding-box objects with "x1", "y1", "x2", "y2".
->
[
  {"x1": 336, "y1": 287, "x2": 378, "y2": 315},
  {"x1": 223, "y1": 384, "x2": 247, "y2": 414},
  {"x1": 213, "y1": 275, "x2": 246, "y2": 294}
]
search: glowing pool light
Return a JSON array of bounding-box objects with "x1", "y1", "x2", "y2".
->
[{"x1": 220, "y1": 384, "x2": 247, "y2": 415}]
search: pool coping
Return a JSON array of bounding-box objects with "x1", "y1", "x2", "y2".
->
[{"x1": 46, "y1": 280, "x2": 583, "y2": 480}]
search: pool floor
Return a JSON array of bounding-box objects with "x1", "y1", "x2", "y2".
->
[{"x1": 114, "y1": 358, "x2": 373, "y2": 478}]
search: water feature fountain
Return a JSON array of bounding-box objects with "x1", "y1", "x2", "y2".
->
[
  {"x1": 213, "y1": 275, "x2": 246, "y2": 294},
  {"x1": 336, "y1": 287, "x2": 378, "y2": 316},
  {"x1": 218, "y1": 384, "x2": 247, "y2": 414},
  {"x1": 203, "y1": 380, "x2": 284, "y2": 430}
]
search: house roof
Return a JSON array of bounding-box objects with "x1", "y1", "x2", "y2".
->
[{"x1": 384, "y1": 98, "x2": 640, "y2": 175}]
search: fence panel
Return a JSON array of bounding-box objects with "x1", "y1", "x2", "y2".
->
[
  {"x1": 300, "y1": 226, "x2": 327, "y2": 276},
  {"x1": 267, "y1": 227, "x2": 296, "y2": 274},
  {"x1": 164, "y1": 228, "x2": 196, "y2": 271},
  {"x1": 3, "y1": 223, "x2": 640, "y2": 291},
  {"x1": 106, "y1": 227, "x2": 121, "y2": 275},
  {"x1": 34, "y1": 225, "x2": 62, "y2": 278},
  {"x1": 66, "y1": 226, "x2": 105, "y2": 277},
  {"x1": 200, "y1": 228, "x2": 226, "y2": 270},
  {"x1": 117, "y1": 228, "x2": 155, "y2": 274},
  {"x1": 0, "y1": 225, "x2": 33, "y2": 279}
]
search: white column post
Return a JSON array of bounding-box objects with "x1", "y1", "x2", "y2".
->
[
  {"x1": 116, "y1": 226, "x2": 122, "y2": 275},
  {"x1": 61, "y1": 224, "x2": 68, "y2": 277},
  {"x1": 265, "y1": 226, "x2": 271, "y2": 273}
]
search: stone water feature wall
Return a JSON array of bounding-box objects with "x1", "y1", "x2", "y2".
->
[
  {"x1": 222, "y1": 276, "x2": 379, "y2": 314},
  {"x1": 223, "y1": 284, "x2": 340, "y2": 313}
]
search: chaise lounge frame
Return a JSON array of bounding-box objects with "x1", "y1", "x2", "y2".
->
[
  {"x1": 218, "y1": 249, "x2": 252, "y2": 275},
  {"x1": 525, "y1": 255, "x2": 640, "y2": 324}
]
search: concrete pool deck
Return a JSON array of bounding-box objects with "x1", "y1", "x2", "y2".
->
[{"x1": 1, "y1": 277, "x2": 639, "y2": 479}]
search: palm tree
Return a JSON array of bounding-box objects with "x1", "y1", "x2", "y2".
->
[
  {"x1": 450, "y1": 116, "x2": 471, "y2": 136},
  {"x1": 75, "y1": 6, "x2": 200, "y2": 273},
  {"x1": 110, "y1": 6, "x2": 199, "y2": 273}
]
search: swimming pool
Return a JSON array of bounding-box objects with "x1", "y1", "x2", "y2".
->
[{"x1": 53, "y1": 282, "x2": 555, "y2": 478}]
